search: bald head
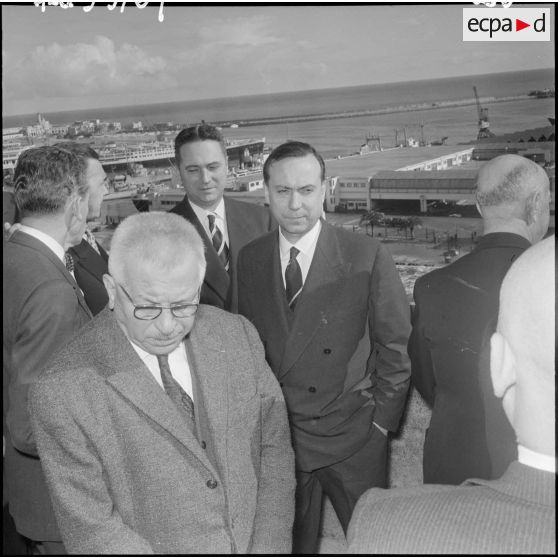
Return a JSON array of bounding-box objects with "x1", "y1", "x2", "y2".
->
[
  {"x1": 490, "y1": 236, "x2": 555, "y2": 456},
  {"x1": 476, "y1": 155, "x2": 550, "y2": 243}
]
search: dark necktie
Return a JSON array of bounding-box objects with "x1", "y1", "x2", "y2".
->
[
  {"x1": 208, "y1": 214, "x2": 230, "y2": 272},
  {"x1": 84, "y1": 229, "x2": 101, "y2": 255},
  {"x1": 156, "y1": 354, "x2": 195, "y2": 422},
  {"x1": 285, "y1": 247, "x2": 303, "y2": 310},
  {"x1": 64, "y1": 252, "x2": 74, "y2": 273}
]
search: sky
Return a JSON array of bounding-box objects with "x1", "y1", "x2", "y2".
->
[{"x1": 1, "y1": 1, "x2": 555, "y2": 116}]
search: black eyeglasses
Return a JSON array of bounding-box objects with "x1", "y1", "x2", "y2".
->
[{"x1": 116, "y1": 281, "x2": 200, "y2": 320}]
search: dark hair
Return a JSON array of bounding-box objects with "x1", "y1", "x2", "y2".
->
[
  {"x1": 174, "y1": 123, "x2": 226, "y2": 164},
  {"x1": 53, "y1": 141, "x2": 100, "y2": 161},
  {"x1": 13, "y1": 146, "x2": 88, "y2": 217},
  {"x1": 263, "y1": 141, "x2": 326, "y2": 184}
]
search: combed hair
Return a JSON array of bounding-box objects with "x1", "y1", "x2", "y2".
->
[
  {"x1": 108, "y1": 212, "x2": 207, "y2": 287},
  {"x1": 53, "y1": 141, "x2": 100, "y2": 161},
  {"x1": 13, "y1": 145, "x2": 88, "y2": 217},
  {"x1": 476, "y1": 161, "x2": 542, "y2": 207},
  {"x1": 174, "y1": 123, "x2": 226, "y2": 164},
  {"x1": 263, "y1": 140, "x2": 326, "y2": 184}
]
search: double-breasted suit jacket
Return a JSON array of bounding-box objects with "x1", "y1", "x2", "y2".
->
[
  {"x1": 170, "y1": 196, "x2": 273, "y2": 312},
  {"x1": 29, "y1": 306, "x2": 295, "y2": 554},
  {"x1": 348, "y1": 461, "x2": 556, "y2": 554},
  {"x1": 68, "y1": 237, "x2": 109, "y2": 315},
  {"x1": 3, "y1": 230, "x2": 92, "y2": 541},
  {"x1": 409, "y1": 233, "x2": 531, "y2": 484},
  {"x1": 237, "y1": 220, "x2": 411, "y2": 472}
]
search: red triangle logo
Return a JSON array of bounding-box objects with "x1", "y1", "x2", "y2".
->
[{"x1": 516, "y1": 18, "x2": 530, "y2": 31}]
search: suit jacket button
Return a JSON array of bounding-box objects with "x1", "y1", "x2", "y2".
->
[
  {"x1": 201, "y1": 441, "x2": 207, "y2": 449},
  {"x1": 206, "y1": 479, "x2": 218, "y2": 489},
  {"x1": 279, "y1": 382, "x2": 284, "y2": 387},
  {"x1": 308, "y1": 386, "x2": 317, "y2": 393},
  {"x1": 323, "y1": 348, "x2": 332, "y2": 354}
]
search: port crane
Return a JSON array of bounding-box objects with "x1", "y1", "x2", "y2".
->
[{"x1": 473, "y1": 86, "x2": 494, "y2": 140}]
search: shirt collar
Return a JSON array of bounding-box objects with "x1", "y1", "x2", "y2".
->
[
  {"x1": 279, "y1": 219, "x2": 322, "y2": 259},
  {"x1": 518, "y1": 444, "x2": 556, "y2": 473},
  {"x1": 17, "y1": 224, "x2": 65, "y2": 263},
  {"x1": 130, "y1": 339, "x2": 184, "y2": 366},
  {"x1": 190, "y1": 197, "x2": 226, "y2": 224}
]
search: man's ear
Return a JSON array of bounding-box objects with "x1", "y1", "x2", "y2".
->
[
  {"x1": 524, "y1": 190, "x2": 542, "y2": 226},
  {"x1": 103, "y1": 274, "x2": 116, "y2": 310},
  {"x1": 490, "y1": 331, "x2": 516, "y2": 398}
]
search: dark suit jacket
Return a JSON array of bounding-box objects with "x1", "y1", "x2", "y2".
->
[
  {"x1": 68, "y1": 238, "x2": 109, "y2": 315},
  {"x1": 238, "y1": 220, "x2": 411, "y2": 472},
  {"x1": 3, "y1": 230, "x2": 92, "y2": 540},
  {"x1": 170, "y1": 196, "x2": 273, "y2": 312},
  {"x1": 409, "y1": 233, "x2": 530, "y2": 485},
  {"x1": 29, "y1": 306, "x2": 295, "y2": 554},
  {"x1": 348, "y1": 461, "x2": 556, "y2": 554}
]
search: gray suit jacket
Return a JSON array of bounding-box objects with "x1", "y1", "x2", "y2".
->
[
  {"x1": 3, "y1": 230, "x2": 92, "y2": 540},
  {"x1": 29, "y1": 306, "x2": 295, "y2": 554},
  {"x1": 348, "y1": 461, "x2": 556, "y2": 554}
]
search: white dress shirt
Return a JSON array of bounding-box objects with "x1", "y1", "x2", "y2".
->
[
  {"x1": 517, "y1": 444, "x2": 556, "y2": 473},
  {"x1": 190, "y1": 198, "x2": 229, "y2": 247},
  {"x1": 130, "y1": 341, "x2": 194, "y2": 400},
  {"x1": 279, "y1": 220, "x2": 322, "y2": 288}
]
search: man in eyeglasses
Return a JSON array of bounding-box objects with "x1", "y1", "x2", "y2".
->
[{"x1": 29, "y1": 211, "x2": 295, "y2": 555}]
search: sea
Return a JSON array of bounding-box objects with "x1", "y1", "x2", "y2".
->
[{"x1": 3, "y1": 68, "x2": 554, "y2": 159}]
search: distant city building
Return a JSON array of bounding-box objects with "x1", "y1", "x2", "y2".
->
[{"x1": 132, "y1": 121, "x2": 143, "y2": 131}]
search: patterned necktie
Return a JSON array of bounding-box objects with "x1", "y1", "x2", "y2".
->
[
  {"x1": 84, "y1": 229, "x2": 101, "y2": 255},
  {"x1": 208, "y1": 213, "x2": 230, "y2": 272},
  {"x1": 285, "y1": 247, "x2": 303, "y2": 310},
  {"x1": 64, "y1": 252, "x2": 74, "y2": 273},
  {"x1": 156, "y1": 354, "x2": 195, "y2": 422}
]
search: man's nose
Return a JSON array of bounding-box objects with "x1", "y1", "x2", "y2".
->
[
  {"x1": 156, "y1": 308, "x2": 177, "y2": 334},
  {"x1": 288, "y1": 191, "x2": 302, "y2": 210},
  {"x1": 200, "y1": 168, "x2": 211, "y2": 184}
]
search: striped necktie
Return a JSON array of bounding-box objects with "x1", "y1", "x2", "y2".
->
[
  {"x1": 64, "y1": 252, "x2": 74, "y2": 273},
  {"x1": 156, "y1": 354, "x2": 195, "y2": 423},
  {"x1": 208, "y1": 213, "x2": 230, "y2": 272},
  {"x1": 285, "y1": 247, "x2": 303, "y2": 310},
  {"x1": 84, "y1": 229, "x2": 101, "y2": 255}
]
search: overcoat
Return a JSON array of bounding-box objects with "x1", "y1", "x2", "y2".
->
[
  {"x1": 409, "y1": 232, "x2": 531, "y2": 484},
  {"x1": 348, "y1": 461, "x2": 556, "y2": 554},
  {"x1": 29, "y1": 306, "x2": 295, "y2": 554}
]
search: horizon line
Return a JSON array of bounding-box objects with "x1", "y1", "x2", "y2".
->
[{"x1": 3, "y1": 66, "x2": 554, "y2": 122}]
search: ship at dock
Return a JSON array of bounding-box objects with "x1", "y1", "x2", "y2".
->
[{"x1": 97, "y1": 136, "x2": 265, "y2": 171}]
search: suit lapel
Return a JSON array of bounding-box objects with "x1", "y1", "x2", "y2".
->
[
  {"x1": 185, "y1": 313, "x2": 232, "y2": 479},
  {"x1": 173, "y1": 198, "x2": 230, "y2": 304},
  {"x1": 70, "y1": 239, "x2": 108, "y2": 282},
  {"x1": 11, "y1": 231, "x2": 93, "y2": 318},
  {"x1": 225, "y1": 197, "x2": 255, "y2": 262},
  {"x1": 252, "y1": 232, "x2": 291, "y2": 349},
  {"x1": 279, "y1": 222, "x2": 349, "y2": 377},
  {"x1": 98, "y1": 312, "x2": 217, "y2": 476}
]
